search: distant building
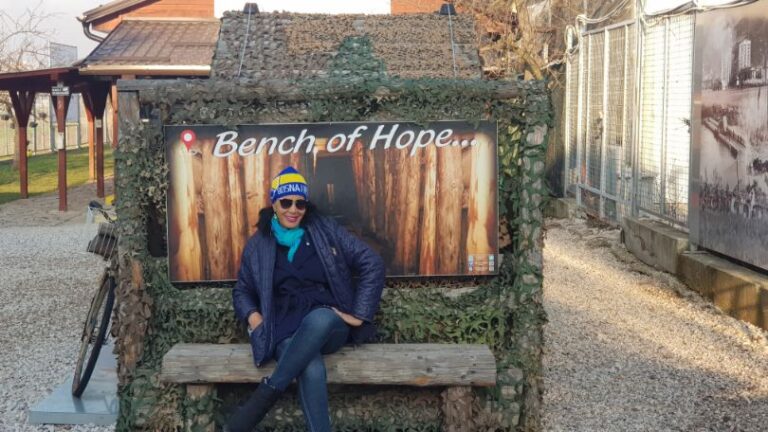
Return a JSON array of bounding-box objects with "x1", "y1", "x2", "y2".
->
[
  {"x1": 391, "y1": 0, "x2": 444, "y2": 14},
  {"x1": 721, "y1": 54, "x2": 732, "y2": 89},
  {"x1": 738, "y1": 38, "x2": 751, "y2": 70}
]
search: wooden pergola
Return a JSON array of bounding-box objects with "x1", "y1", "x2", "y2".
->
[{"x1": 0, "y1": 67, "x2": 114, "y2": 211}]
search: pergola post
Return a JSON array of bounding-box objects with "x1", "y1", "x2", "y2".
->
[
  {"x1": 9, "y1": 90, "x2": 36, "y2": 199},
  {"x1": 111, "y1": 82, "x2": 120, "y2": 198},
  {"x1": 54, "y1": 89, "x2": 72, "y2": 212},
  {"x1": 85, "y1": 104, "x2": 96, "y2": 180},
  {"x1": 111, "y1": 83, "x2": 119, "y2": 150},
  {"x1": 83, "y1": 83, "x2": 110, "y2": 198}
]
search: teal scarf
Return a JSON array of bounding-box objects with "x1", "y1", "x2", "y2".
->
[{"x1": 271, "y1": 217, "x2": 305, "y2": 262}]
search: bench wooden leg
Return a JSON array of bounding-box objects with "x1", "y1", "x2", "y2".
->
[
  {"x1": 186, "y1": 384, "x2": 216, "y2": 432},
  {"x1": 441, "y1": 386, "x2": 473, "y2": 432}
]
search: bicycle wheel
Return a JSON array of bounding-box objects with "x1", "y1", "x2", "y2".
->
[{"x1": 72, "y1": 272, "x2": 115, "y2": 397}]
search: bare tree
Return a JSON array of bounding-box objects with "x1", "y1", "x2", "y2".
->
[
  {"x1": 454, "y1": 0, "x2": 581, "y2": 82},
  {"x1": 0, "y1": 1, "x2": 54, "y2": 169}
]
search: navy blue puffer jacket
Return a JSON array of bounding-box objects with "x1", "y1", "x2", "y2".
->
[{"x1": 232, "y1": 213, "x2": 386, "y2": 366}]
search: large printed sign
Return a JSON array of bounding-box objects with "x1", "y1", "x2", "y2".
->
[
  {"x1": 166, "y1": 121, "x2": 499, "y2": 282},
  {"x1": 691, "y1": 3, "x2": 768, "y2": 270}
]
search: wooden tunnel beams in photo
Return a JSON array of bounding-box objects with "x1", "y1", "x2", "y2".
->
[
  {"x1": 169, "y1": 141, "x2": 203, "y2": 282},
  {"x1": 437, "y1": 144, "x2": 463, "y2": 274},
  {"x1": 228, "y1": 152, "x2": 248, "y2": 269},
  {"x1": 467, "y1": 133, "x2": 496, "y2": 261},
  {"x1": 201, "y1": 140, "x2": 233, "y2": 280},
  {"x1": 420, "y1": 144, "x2": 438, "y2": 275},
  {"x1": 170, "y1": 138, "x2": 311, "y2": 281},
  {"x1": 243, "y1": 150, "x2": 269, "y2": 231}
]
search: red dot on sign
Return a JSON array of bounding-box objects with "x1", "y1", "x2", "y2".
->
[{"x1": 181, "y1": 130, "x2": 196, "y2": 150}]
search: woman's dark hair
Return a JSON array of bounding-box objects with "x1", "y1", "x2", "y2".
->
[{"x1": 256, "y1": 201, "x2": 319, "y2": 236}]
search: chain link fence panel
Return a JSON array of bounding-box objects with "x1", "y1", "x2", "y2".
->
[{"x1": 564, "y1": 14, "x2": 693, "y2": 228}]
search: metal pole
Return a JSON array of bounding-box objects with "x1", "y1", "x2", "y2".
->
[
  {"x1": 581, "y1": 36, "x2": 593, "y2": 207},
  {"x1": 600, "y1": 28, "x2": 610, "y2": 219},
  {"x1": 576, "y1": 34, "x2": 586, "y2": 206},
  {"x1": 585, "y1": 35, "x2": 592, "y2": 197},
  {"x1": 632, "y1": 19, "x2": 644, "y2": 217},
  {"x1": 621, "y1": 25, "x2": 629, "y2": 216},
  {"x1": 660, "y1": 18, "x2": 670, "y2": 216},
  {"x1": 581, "y1": 19, "x2": 636, "y2": 36},
  {"x1": 688, "y1": 14, "x2": 699, "y2": 236},
  {"x1": 564, "y1": 31, "x2": 572, "y2": 197}
]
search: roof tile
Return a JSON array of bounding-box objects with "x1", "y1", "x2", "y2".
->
[{"x1": 81, "y1": 19, "x2": 220, "y2": 74}]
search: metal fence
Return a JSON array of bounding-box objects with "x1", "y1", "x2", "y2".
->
[{"x1": 564, "y1": 15, "x2": 694, "y2": 228}]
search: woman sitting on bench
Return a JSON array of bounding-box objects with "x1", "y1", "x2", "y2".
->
[{"x1": 228, "y1": 166, "x2": 385, "y2": 432}]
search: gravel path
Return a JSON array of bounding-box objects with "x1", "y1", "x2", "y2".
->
[
  {"x1": 542, "y1": 218, "x2": 768, "y2": 432},
  {"x1": 0, "y1": 222, "x2": 114, "y2": 432}
]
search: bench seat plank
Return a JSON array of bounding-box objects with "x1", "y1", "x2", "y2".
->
[{"x1": 161, "y1": 343, "x2": 496, "y2": 387}]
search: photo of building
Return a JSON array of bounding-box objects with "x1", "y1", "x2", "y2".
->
[{"x1": 694, "y1": 3, "x2": 768, "y2": 269}]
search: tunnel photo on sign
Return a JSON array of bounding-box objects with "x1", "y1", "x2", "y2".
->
[{"x1": 165, "y1": 121, "x2": 499, "y2": 282}]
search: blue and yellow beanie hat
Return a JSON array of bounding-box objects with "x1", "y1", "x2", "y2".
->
[{"x1": 270, "y1": 166, "x2": 308, "y2": 203}]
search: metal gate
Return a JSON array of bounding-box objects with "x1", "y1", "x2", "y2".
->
[{"x1": 564, "y1": 15, "x2": 694, "y2": 227}]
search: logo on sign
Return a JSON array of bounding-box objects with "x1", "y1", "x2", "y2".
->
[{"x1": 180, "y1": 130, "x2": 197, "y2": 151}]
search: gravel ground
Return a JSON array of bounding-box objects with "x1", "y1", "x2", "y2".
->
[
  {"x1": 542, "y1": 218, "x2": 768, "y2": 432},
  {"x1": 3, "y1": 185, "x2": 768, "y2": 431},
  {"x1": 0, "y1": 223, "x2": 114, "y2": 432}
]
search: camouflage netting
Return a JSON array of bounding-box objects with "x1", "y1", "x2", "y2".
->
[
  {"x1": 213, "y1": 11, "x2": 481, "y2": 81},
  {"x1": 113, "y1": 35, "x2": 550, "y2": 431}
]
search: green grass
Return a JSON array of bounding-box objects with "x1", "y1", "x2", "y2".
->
[{"x1": 0, "y1": 147, "x2": 114, "y2": 205}]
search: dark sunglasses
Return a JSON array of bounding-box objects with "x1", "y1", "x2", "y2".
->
[{"x1": 278, "y1": 198, "x2": 308, "y2": 210}]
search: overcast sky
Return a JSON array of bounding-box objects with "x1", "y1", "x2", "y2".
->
[{"x1": 2, "y1": 0, "x2": 390, "y2": 62}]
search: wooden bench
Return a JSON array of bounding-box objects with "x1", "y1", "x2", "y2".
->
[{"x1": 161, "y1": 343, "x2": 497, "y2": 431}]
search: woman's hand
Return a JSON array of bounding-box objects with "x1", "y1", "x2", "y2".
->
[
  {"x1": 331, "y1": 307, "x2": 363, "y2": 327},
  {"x1": 247, "y1": 311, "x2": 263, "y2": 331}
]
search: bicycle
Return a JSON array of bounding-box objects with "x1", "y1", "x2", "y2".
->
[{"x1": 72, "y1": 200, "x2": 118, "y2": 397}]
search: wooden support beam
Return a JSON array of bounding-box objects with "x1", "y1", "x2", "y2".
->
[
  {"x1": 9, "y1": 90, "x2": 36, "y2": 199},
  {"x1": 16, "y1": 126, "x2": 29, "y2": 198},
  {"x1": 55, "y1": 94, "x2": 72, "y2": 211},
  {"x1": 110, "y1": 82, "x2": 119, "y2": 150},
  {"x1": 85, "y1": 105, "x2": 95, "y2": 180},
  {"x1": 83, "y1": 83, "x2": 110, "y2": 198}
]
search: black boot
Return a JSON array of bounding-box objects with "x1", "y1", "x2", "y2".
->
[{"x1": 226, "y1": 378, "x2": 281, "y2": 432}]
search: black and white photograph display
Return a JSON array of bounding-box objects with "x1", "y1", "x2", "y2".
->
[{"x1": 692, "y1": 2, "x2": 768, "y2": 270}]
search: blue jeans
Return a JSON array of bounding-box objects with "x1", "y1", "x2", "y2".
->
[{"x1": 268, "y1": 307, "x2": 349, "y2": 432}]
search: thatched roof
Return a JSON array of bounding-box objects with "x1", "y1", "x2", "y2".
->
[{"x1": 212, "y1": 12, "x2": 482, "y2": 82}]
